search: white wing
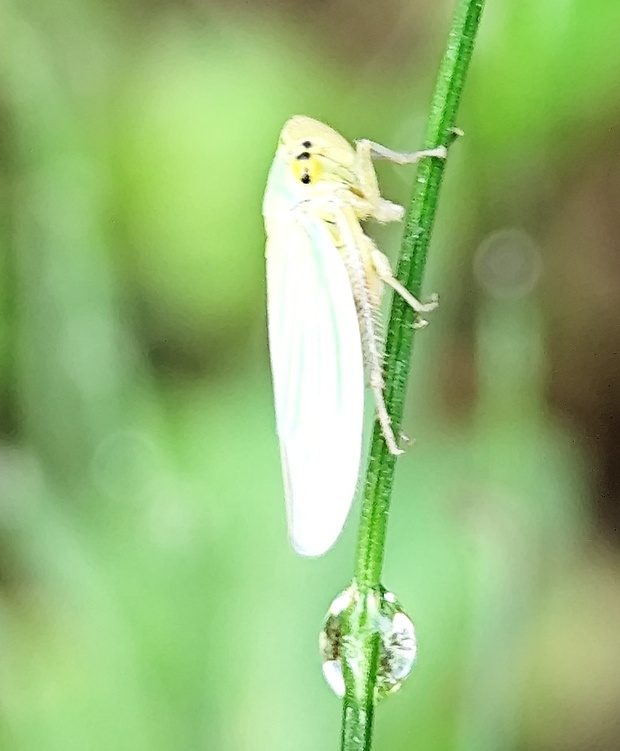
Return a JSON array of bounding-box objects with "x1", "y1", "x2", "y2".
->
[{"x1": 266, "y1": 209, "x2": 364, "y2": 556}]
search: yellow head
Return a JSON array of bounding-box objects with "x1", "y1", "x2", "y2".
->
[{"x1": 278, "y1": 116, "x2": 357, "y2": 190}]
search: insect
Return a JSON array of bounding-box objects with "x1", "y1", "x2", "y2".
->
[{"x1": 263, "y1": 115, "x2": 446, "y2": 556}]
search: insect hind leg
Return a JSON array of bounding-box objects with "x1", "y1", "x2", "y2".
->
[
  {"x1": 335, "y1": 211, "x2": 405, "y2": 457},
  {"x1": 369, "y1": 372, "x2": 404, "y2": 456}
]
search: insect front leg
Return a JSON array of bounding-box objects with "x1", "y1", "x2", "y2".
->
[
  {"x1": 371, "y1": 248, "x2": 439, "y2": 328},
  {"x1": 354, "y1": 139, "x2": 447, "y2": 223},
  {"x1": 352, "y1": 140, "x2": 406, "y2": 223},
  {"x1": 358, "y1": 139, "x2": 448, "y2": 165}
]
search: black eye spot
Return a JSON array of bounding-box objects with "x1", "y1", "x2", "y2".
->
[
  {"x1": 301, "y1": 172, "x2": 311, "y2": 184},
  {"x1": 302, "y1": 141, "x2": 312, "y2": 148},
  {"x1": 296, "y1": 151, "x2": 311, "y2": 160}
]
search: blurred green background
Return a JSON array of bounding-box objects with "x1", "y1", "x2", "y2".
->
[{"x1": 1, "y1": 0, "x2": 620, "y2": 749}]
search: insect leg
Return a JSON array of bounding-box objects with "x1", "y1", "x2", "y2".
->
[
  {"x1": 353, "y1": 139, "x2": 446, "y2": 223},
  {"x1": 335, "y1": 210, "x2": 403, "y2": 456},
  {"x1": 357, "y1": 139, "x2": 448, "y2": 165},
  {"x1": 351, "y1": 141, "x2": 404, "y2": 223},
  {"x1": 371, "y1": 248, "x2": 439, "y2": 328}
]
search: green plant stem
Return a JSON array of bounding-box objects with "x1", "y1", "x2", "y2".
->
[{"x1": 340, "y1": 1, "x2": 485, "y2": 749}]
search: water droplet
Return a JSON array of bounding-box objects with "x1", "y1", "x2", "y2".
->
[{"x1": 319, "y1": 586, "x2": 417, "y2": 700}]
